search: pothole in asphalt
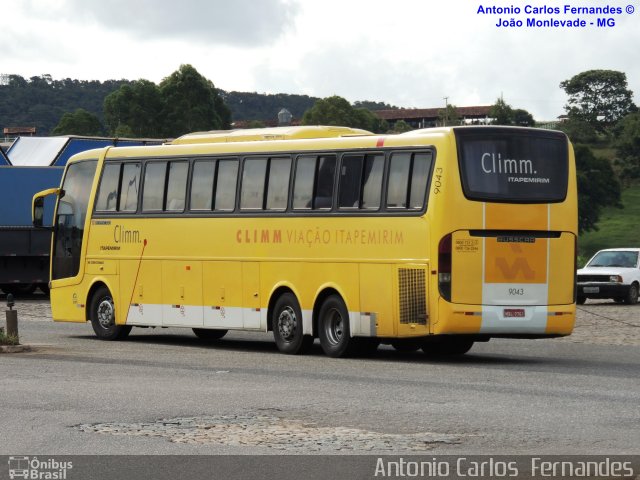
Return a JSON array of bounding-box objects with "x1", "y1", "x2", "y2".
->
[{"x1": 77, "y1": 412, "x2": 461, "y2": 452}]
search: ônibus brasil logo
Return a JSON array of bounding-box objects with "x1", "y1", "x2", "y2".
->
[{"x1": 8, "y1": 456, "x2": 73, "y2": 479}]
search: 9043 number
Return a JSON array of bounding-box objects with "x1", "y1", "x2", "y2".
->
[{"x1": 433, "y1": 167, "x2": 443, "y2": 194}]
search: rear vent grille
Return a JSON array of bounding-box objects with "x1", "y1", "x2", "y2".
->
[{"x1": 398, "y1": 268, "x2": 427, "y2": 325}]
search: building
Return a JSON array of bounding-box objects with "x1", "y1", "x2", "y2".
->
[
  {"x1": 3, "y1": 127, "x2": 36, "y2": 143},
  {"x1": 232, "y1": 105, "x2": 493, "y2": 131},
  {"x1": 373, "y1": 106, "x2": 492, "y2": 130}
]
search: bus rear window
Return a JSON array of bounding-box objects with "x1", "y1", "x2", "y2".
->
[{"x1": 456, "y1": 129, "x2": 568, "y2": 203}]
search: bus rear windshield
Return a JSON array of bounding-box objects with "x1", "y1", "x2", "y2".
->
[{"x1": 456, "y1": 129, "x2": 568, "y2": 203}]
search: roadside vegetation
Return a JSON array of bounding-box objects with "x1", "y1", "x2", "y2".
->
[{"x1": 0, "y1": 330, "x2": 19, "y2": 346}]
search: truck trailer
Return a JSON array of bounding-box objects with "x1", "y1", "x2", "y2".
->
[{"x1": 0, "y1": 136, "x2": 166, "y2": 295}]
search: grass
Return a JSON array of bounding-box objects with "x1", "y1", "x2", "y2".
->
[
  {"x1": 0, "y1": 330, "x2": 19, "y2": 346},
  {"x1": 578, "y1": 185, "x2": 640, "y2": 265}
]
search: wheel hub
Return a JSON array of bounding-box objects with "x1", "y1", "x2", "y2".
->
[
  {"x1": 97, "y1": 298, "x2": 114, "y2": 328},
  {"x1": 277, "y1": 307, "x2": 297, "y2": 341},
  {"x1": 325, "y1": 308, "x2": 344, "y2": 345}
]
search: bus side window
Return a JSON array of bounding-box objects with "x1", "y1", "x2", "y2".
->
[
  {"x1": 387, "y1": 153, "x2": 411, "y2": 208},
  {"x1": 293, "y1": 155, "x2": 336, "y2": 210},
  {"x1": 387, "y1": 151, "x2": 433, "y2": 210},
  {"x1": 266, "y1": 157, "x2": 291, "y2": 211},
  {"x1": 339, "y1": 154, "x2": 383, "y2": 210},
  {"x1": 119, "y1": 163, "x2": 141, "y2": 212},
  {"x1": 361, "y1": 154, "x2": 384, "y2": 209},
  {"x1": 339, "y1": 155, "x2": 363, "y2": 209},
  {"x1": 95, "y1": 163, "x2": 121, "y2": 212},
  {"x1": 190, "y1": 160, "x2": 215, "y2": 210},
  {"x1": 166, "y1": 161, "x2": 189, "y2": 212},
  {"x1": 214, "y1": 159, "x2": 238, "y2": 211},
  {"x1": 409, "y1": 152, "x2": 432, "y2": 209},
  {"x1": 293, "y1": 156, "x2": 316, "y2": 210},
  {"x1": 314, "y1": 155, "x2": 336, "y2": 209},
  {"x1": 142, "y1": 161, "x2": 167, "y2": 212},
  {"x1": 241, "y1": 158, "x2": 268, "y2": 210}
]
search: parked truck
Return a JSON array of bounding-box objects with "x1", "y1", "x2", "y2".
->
[{"x1": 0, "y1": 136, "x2": 166, "y2": 295}]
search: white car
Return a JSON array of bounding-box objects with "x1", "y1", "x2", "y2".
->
[{"x1": 576, "y1": 248, "x2": 640, "y2": 304}]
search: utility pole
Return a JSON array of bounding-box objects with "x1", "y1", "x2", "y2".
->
[{"x1": 443, "y1": 96, "x2": 449, "y2": 126}]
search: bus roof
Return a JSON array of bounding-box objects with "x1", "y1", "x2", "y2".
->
[
  {"x1": 63, "y1": 126, "x2": 566, "y2": 166},
  {"x1": 63, "y1": 126, "x2": 455, "y2": 164},
  {"x1": 170, "y1": 126, "x2": 374, "y2": 145}
]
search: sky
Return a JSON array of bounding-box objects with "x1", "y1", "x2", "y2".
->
[{"x1": 2, "y1": 0, "x2": 639, "y2": 121}]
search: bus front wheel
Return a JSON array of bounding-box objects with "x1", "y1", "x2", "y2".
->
[
  {"x1": 90, "y1": 286, "x2": 132, "y2": 341},
  {"x1": 318, "y1": 295, "x2": 356, "y2": 358},
  {"x1": 272, "y1": 293, "x2": 313, "y2": 355}
]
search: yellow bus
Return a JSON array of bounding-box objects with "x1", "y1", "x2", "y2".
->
[{"x1": 33, "y1": 125, "x2": 577, "y2": 357}]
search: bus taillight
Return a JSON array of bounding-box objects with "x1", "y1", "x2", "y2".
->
[{"x1": 438, "y1": 233, "x2": 452, "y2": 301}]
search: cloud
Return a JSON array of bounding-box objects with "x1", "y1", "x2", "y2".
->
[{"x1": 34, "y1": 0, "x2": 300, "y2": 46}]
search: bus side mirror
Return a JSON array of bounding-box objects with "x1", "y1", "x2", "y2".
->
[
  {"x1": 33, "y1": 196, "x2": 45, "y2": 227},
  {"x1": 32, "y1": 188, "x2": 61, "y2": 229}
]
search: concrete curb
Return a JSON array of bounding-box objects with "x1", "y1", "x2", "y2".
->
[{"x1": 0, "y1": 344, "x2": 32, "y2": 353}]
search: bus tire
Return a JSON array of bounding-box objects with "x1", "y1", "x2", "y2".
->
[
  {"x1": 272, "y1": 293, "x2": 313, "y2": 355},
  {"x1": 625, "y1": 284, "x2": 639, "y2": 305},
  {"x1": 90, "y1": 286, "x2": 132, "y2": 341},
  {"x1": 318, "y1": 295, "x2": 355, "y2": 358},
  {"x1": 193, "y1": 328, "x2": 228, "y2": 341},
  {"x1": 422, "y1": 337, "x2": 474, "y2": 356}
]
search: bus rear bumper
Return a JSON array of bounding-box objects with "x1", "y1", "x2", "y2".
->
[{"x1": 436, "y1": 299, "x2": 575, "y2": 336}]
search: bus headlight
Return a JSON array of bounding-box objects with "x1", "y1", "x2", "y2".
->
[{"x1": 609, "y1": 275, "x2": 622, "y2": 283}]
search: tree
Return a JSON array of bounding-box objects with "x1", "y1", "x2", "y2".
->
[
  {"x1": 438, "y1": 104, "x2": 460, "y2": 126},
  {"x1": 560, "y1": 70, "x2": 635, "y2": 132},
  {"x1": 0, "y1": 74, "x2": 131, "y2": 134},
  {"x1": 574, "y1": 144, "x2": 622, "y2": 233},
  {"x1": 613, "y1": 112, "x2": 640, "y2": 184},
  {"x1": 352, "y1": 100, "x2": 397, "y2": 111},
  {"x1": 301, "y1": 95, "x2": 386, "y2": 132},
  {"x1": 513, "y1": 109, "x2": 535, "y2": 127},
  {"x1": 104, "y1": 80, "x2": 164, "y2": 137},
  {"x1": 159, "y1": 64, "x2": 230, "y2": 136},
  {"x1": 556, "y1": 117, "x2": 597, "y2": 144},
  {"x1": 389, "y1": 119, "x2": 413, "y2": 133},
  {"x1": 246, "y1": 120, "x2": 266, "y2": 128},
  {"x1": 490, "y1": 98, "x2": 514, "y2": 125},
  {"x1": 51, "y1": 108, "x2": 103, "y2": 136}
]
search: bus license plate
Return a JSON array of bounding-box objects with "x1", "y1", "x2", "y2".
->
[
  {"x1": 504, "y1": 308, "x2": 525, "y2": 318},
  {"x1": 583, "y1": 287, "x2": 599, "y2": 293}
]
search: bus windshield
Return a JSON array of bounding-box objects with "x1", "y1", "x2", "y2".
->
[
  {"x1": 52, "y1": 160, "x2": 97, "y2": 280},
  {"x1": 456, "y1": 129, "x2": 568, "y2": 203}
]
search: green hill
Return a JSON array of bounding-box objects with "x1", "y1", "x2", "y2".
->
[{"x1": 578, "y1": 185, "x2": 640, "y2": 265}]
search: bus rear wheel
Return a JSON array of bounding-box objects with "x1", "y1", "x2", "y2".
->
[
  {"x1": 90, "y1": 286, "x2": 132, "y2": 341},
  {"x1": 193, "y1": 328, "x2": 228, "y2": 341},
  {"x1": 318, "y1": 295, "x2": 356, "y2": 358},
  {"x1": 272, "y1": 293, "x2": 313, "y2": 355},
  {"x1": 422, "y1": 337, "x2": 474, "y2": 356}
]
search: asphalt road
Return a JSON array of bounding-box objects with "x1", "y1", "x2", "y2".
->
[{"x1": 1, "y1": 298, "x2": 639, "y2": 457}]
